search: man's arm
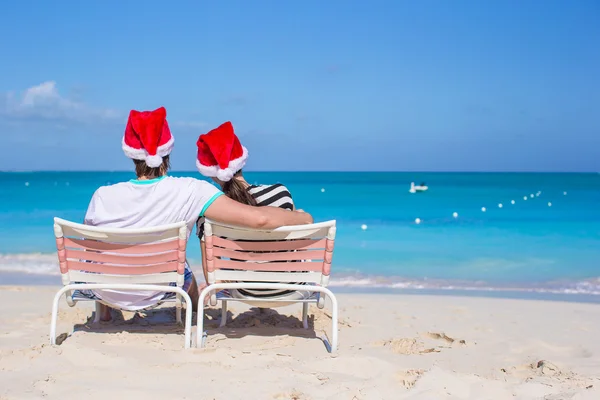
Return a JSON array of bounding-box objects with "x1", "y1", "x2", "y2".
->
[{"x1": 204, "y1": 195, "x2": 313, "y2": 229}]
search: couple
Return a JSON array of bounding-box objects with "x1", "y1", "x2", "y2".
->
[{"x1": 82, "y1": 107, "x2": 311, "y2": 321}]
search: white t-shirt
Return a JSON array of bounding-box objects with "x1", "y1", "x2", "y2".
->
[{"x1": 83, "y1": 176, "x2": 222, "y2": 310}]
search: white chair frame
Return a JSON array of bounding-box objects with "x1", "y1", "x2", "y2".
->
[
  {"x1": 196, "y1": 220, "x2": 338, "y2": 352},
  {"x1": 51, "y1": 218, "x2": 193, "y2": 348}
]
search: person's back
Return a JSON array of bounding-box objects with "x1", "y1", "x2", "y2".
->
[{"x1": 85, "y1": 176, "x2": 220, "y2": 232}]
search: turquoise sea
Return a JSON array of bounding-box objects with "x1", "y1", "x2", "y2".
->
[{"x1": 1, "y1": 171, "x2": 600, "y2": 301}]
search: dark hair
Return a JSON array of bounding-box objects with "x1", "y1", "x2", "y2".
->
[
  {"x1": 133, "y1": 155, "x2": 170, "y2": 179},
  {"x1": 222, "y1": 170, "x2": 257, "y2": 206}
]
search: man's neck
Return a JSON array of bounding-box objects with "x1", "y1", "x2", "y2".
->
[{"x1": 137, "y1": 174, "x2": 166, "y2": 181}]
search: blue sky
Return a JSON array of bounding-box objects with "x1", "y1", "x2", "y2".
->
[{"x1": 0, "y1": 0, "x2": 598, "y2": 172}]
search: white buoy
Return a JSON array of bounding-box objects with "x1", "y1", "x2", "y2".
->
[
  {"x1": 452, "y1": 212, "x2": 458, "y2": 218},
  {"x1": 563, "y1": 191, "x2": 567, "y2": 195},
  {"x1": 530, "y1": 194, "x2": 534, "y2": 198},
  {"x1": 548, "y1": 202, "x2": 552, "y2": 207},
  {"x1": 361, "y1": 224, "x2": 368, "y2": 231},
  {"x1": 511, "y1": 200, "x2": 515, "y2": 205},
  {"x1": 415, "y1": 218, "x2": 421, "y2": 224},
  {"x1": 321, "y1": 188, "x2": 325, "y2": 193},
  {"x1": 24, "y1": 182, "x2": 29, "y2": 187},
  {"x1": 523, "y1": 196, "x2": 528, "y2": 201},
  {"x1": 498, "y1": 203, "x2": 503, "y2": 208},
  {"x1": 481, "y1": 207, "x2": 486, "y2": 212}
]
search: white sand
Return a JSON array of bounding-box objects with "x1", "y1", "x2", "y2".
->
[{"x1": 1, "y1": 286, "x2": 599, "y2": 399}]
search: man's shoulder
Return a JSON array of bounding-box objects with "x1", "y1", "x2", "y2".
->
[
  {"x1": 163, "y1": 176, "x2": 199, "y2": 184},
  {"x1": 161, "y1": 176, "x2": 214, "y2": 189},
  {"x1": 91, "y1": 176, "x2": 220, "y2": 204},
  {"x1": 92, "y1": 181, "x2": 131, "y2": 197}
]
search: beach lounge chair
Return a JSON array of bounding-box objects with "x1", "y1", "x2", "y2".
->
[
  {"x1": 196, "y1": 220, "x2": 338, "y2": 352},
  {"x1": 50, "y1": 218, "x2": 193, "y2": 348}
]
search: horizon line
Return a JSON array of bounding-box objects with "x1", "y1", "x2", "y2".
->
[{"x1": 1, "y1": 170, "x2": 598, "y2": 174}]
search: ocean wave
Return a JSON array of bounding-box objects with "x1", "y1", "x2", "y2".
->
[
  {"x1": 0, "y1": 253, "x2": 60, "y2": 276},
  {"x1": 2, "y1": 253, "x2": 600, "y2": 296},
  {"x1": 327, "y1": 275, "x2": 600, "y2": 296}
]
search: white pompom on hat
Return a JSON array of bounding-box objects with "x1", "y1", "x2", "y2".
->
[{"x1": 122, "y1": 106, "x2": 174, "y2": 167}]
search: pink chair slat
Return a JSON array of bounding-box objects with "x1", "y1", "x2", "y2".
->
[
  {"x1": 326, "y1": 240, "x2": 335, "y2": 252},
  {"x1": 63, "y1": 238, "x2": 179, "y2": 254},
  {"x1": 212, "y1": 236, "x2": 326, "y2": 252},
  {"x1": 214, "y1": 259, "x2": 323, "y2": 272},
  {"x1": 323, "y1": 238, "x2": 335, "y2": 276},
  {"x1": 65, "y1": 249, "x2": 178, "y2": 265},
  {"x1": 205, "y1": 235, "x2": 215, "y2": 273},
  {"x1": 177, "y1": 238, "x2": 186, "y2": 274},
  {"x1": 213, "y1": 247, "x2": 325, "y2": 262},
  {"x1": 67, "y1": 260, "x2": 180, "y2": 275},
  {"x1": 55, "y1": 237, "x2": 68, "y2": 274}
]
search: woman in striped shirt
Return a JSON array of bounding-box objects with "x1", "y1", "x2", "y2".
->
[{"x1": 196, "y1": 121, "x2": 302, "y2": 298}]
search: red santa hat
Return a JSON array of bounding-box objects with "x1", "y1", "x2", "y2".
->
[
  {"x1": 122, "y1": 106, "x2": 174, "y2": 168},
  {"x1": 196, "y1": 121, "x2": 248, "y2": 182}
]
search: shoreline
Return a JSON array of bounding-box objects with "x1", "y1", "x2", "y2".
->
[{"x1": 2, "y1": 276, "x2": 600, "y2": 305}]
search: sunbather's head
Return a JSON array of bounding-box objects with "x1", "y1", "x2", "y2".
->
[
  {"x1": 122, "y1": 106, "x2": 174, "y2": 178},
  {"x1": 196, "y1": 122, "x2": 255, "y2": 205},
  {"x1": 133, "y1": 155, "x2": 171, "y2": 179}
]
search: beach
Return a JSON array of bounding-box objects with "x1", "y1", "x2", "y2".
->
[{"x1": 1, "y1": 286, "x2": 599, "y2": 399}]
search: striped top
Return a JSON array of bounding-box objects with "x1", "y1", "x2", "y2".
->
[
  {"x1": 197, "y1": 183, "x2": 298, "y2": 298},
  {"x1": 247, "y1": 183, "x2": 294, "y2": 210}
]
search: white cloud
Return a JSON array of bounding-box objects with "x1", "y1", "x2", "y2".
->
[
  {"x1": 1, "y1": 81, "x2": 121, "y2": 123},
  {"x1": 0, "y1": 81, "x2": 209, "y2": 133}
]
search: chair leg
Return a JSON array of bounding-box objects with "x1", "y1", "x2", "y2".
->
[
  {"x1": 50, "y1": 289, "x2": 64, "y2": 345},
  {"x1": 302, "y1": 302, "x2": 309, "y2": 329},
  {"x1": 328, "y1": 292, "x2": 339, "y2": 353},
  {"x1": 175, "y1": 292, "x2": 183, "y2": 324},
  {"x1": 93, "y1": 301, "x2": 101, "y2": 323},
  {"x1": 180, "y1": 292, "x2": 193, "y2": 349},
  {"x1": 196, "y1": 287, "x2": 210, "y2": 348},
  {"x1": 176, "y1": 295, "x2": 182, "y2": 325},
  {"x1": 176, "y1": 306, "x2": 182, "y2": 324},
  {"x1": 219, "y1": 300, "x2": 228, "y2": 328}
]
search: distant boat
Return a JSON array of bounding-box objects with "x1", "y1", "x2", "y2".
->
[{"x1": 409, "y1": 182, "x2": 428, "y2": 193}]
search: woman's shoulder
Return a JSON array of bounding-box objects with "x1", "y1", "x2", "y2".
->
[
  {"x1": 247, "y1": 183, "x2": 291, "y2": 195},
  {"x1": 248, "y1": 182, "x2": 285, "y2": 190},
  {"x1": 248, "y1": 183, "x2": 294, "y2": 209}
]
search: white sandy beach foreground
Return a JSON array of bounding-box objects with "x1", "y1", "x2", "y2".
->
[{"x1": 1, "y1": 286, "x2": 599, "y2": 399}]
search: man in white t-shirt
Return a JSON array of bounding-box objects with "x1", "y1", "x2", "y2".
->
[{"x1": 82, "y1": 107, "x2": 312, "y2": 320}]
